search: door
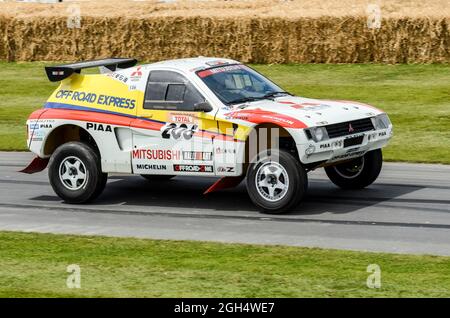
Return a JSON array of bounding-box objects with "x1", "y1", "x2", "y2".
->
[{"x1": 131, "y1": 70, "x2": 218, "y2": 176}]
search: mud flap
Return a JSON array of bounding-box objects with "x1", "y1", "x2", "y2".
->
[
  {"x1": 19, "y1": 156, "x2": 49, "y2": 174},
  {"x1": 204, "y1": 176, "x2": 245, "y2": 194}
]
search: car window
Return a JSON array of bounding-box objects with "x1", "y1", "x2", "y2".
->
[
  {"x1": 197, "y1": 64, "x2": 285, "y2": 105},
  {"x1": 144, "y1": 71, "x2": 204, "y2": 111}
]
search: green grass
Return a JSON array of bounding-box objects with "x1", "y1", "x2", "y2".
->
[
  {"x1": 0, "y1": 231, "x2": 449, "y2": 297},
  {"x1": 0, "y1": 62, "x2": 449, "y2": 163}
]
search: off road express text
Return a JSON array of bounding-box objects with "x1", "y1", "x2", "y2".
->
[{"x1": 55, "y1": 89, "x2": 136, "y2": 109}]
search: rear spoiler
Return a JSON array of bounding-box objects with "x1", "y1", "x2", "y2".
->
[{"x1": 44, "y1": 58, "x2": 138, "y2": 82}]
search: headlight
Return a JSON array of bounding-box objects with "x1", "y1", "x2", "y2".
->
[
  {"x1": 305, "y1": 127, "x2": 329, "y2": 142},
  {"x1": 371, "y1": 114, "x2": 391, "y2": 129}
]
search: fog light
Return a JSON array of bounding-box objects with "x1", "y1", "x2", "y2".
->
[{"x1": 305, "y1": 145, "x2": 316, "y2": 155}]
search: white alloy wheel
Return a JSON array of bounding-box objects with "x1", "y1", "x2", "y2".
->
[{"x1": 59, "y1": 156, "x2": 88, "y2": 190}]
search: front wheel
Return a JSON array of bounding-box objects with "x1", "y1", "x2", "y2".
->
[
  {"x1": 324, "y1": 149, "x2": 383, "y2": 189},
  {"x1": 48, "y1": 142, "x2": 107, "y2": 203},
  {"x1": 246, "y1": 149, "x2": 308, "y2": 214}
]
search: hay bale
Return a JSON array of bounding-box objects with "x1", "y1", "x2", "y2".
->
[{"x1": 0, "y1": 7, "x2": 448, "y2": 63}]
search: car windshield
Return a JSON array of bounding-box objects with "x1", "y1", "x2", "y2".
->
[{"x1": 197, "y1": 64, "x2": 288, "y2": 105}]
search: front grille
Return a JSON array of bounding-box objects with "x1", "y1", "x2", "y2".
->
[{"x1": 325, "y1": 118, "x2": 374, "y2": 138}]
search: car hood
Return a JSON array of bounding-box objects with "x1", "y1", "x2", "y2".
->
[{"x1": 224, "y1": 96, "x2": 383, "y2": 128}]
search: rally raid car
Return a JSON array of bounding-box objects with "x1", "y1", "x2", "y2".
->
[{"x1": 24, "y1": 57, "x2": 393, "y2": 213}]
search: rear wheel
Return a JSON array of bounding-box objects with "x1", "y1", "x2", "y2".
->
[
  {"x1": 325, "y1": 149, "x2": 382, "y2": 189},
  {"x1": 48, "y1": 142, "x2": 107, "y2": 203},
  {"x1": 246, "y1": 149, "x2": 307, "y2": 214}
]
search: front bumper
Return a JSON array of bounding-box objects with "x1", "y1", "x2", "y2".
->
[{"x1": 297, "y1": 127, "x2": 393, "y2": 164}]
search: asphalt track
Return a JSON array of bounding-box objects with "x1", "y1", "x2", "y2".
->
[{"x1": 0, "y1": 151, "x2": 449, "y2": 256}]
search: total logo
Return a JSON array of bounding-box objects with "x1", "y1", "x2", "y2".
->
[
  {"x1": 173, "y1": 164, "x2": 213, "y2": 173},
  {"x1": 169, "y1": 113, "x2": 197, "y2": 124}
]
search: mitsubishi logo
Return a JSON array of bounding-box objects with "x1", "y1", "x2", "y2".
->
[
  {"x1": 131, "y1": 66, "x2": 142, "y2": 77},
  {"x1": 348, "y1": 123, "x2": 355, "y2": 133}
]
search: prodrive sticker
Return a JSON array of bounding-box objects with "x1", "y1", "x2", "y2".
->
[{"x1": 173, "y1": 164, "x2": 213, "y2": 173}]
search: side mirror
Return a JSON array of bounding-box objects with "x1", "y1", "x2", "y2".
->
[{"x1": 193, "y1": 101, "x2": 213, "y2": 112}]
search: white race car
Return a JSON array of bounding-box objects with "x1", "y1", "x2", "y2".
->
[{"x1": 24, "y1": 57, "x2": 393, "y2": 213}]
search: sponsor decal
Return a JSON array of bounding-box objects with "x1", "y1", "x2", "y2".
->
[
  {"x1": 130, "y1": 66, "x2": 143, "y2": 82},
  {"x1": 319, "y1": 143, "x2": 331, "y2": 149},
  {"x1": 30, "y1": 129, "x2": 45, "y2": 142},
  {"x1": 29, "y1": 121, "x2": 54, "y2": 130},
  {"x1": 55, "y1": 89, "x2": 136, "y2": 110},
  {"x1": 86, "y1": 122, "x2": 112, "y2": 132},
  {"x1": 217, "y1": 166, "x2": 235, "y2": 173},
  {"x1": 32, "y1": 130, "x2": 45, "y2": 137},
  {"x1": 182, "y1": 151, "x2": 212, "y2": 161},
  {"x1": 161, "y1": 123, "x2": 198, "y2": 140},
  {"x1": 132, "y1": 149, "x2": 181, "y2": 160},
  {"x1": 173, "y1": 164, "x2": 213, "y2": 173},
  {"x1": 215, "y1": 147, "x2": 236, "y2": 154},
  {"x1": 261, "y1": 115, "x2": 294, "y2": 126},
  {"x1": 168, "y1": 112, "x2": 197, "y2": 124},
  {"x1": 136, "y1": 164, "x2": 167, "y2": 170},
  {"x1": 225, "y1": 115, "x2": 249, "y2": 121},
  {"x1": 378, "y1": 131, "x2": 387, "y2": 137},
  {"x1": 107, "y1": 72, "x2": 129, "y2": 84},
  {"x1": 224, "y1": 109, "x2": 306, "y2": 128},
  {"x1": 197, "y1": 65, "x2": 243, "y2": 78}
]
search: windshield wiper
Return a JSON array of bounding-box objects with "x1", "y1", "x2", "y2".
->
[
  {"x1": 227, "y1": 92, "x2": 291, "y2": 105},
  {"x1": 228, "y1": 97, "x2": 264, "y2": 105},
  {"x1": 262, "y1": 91, "x2": 290, "y2": 99}
]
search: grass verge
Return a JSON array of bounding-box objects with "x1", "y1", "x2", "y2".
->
[
  {"x1": 0, "y1": 231, "x2": 449, "y2": 297},
  {"x1": 0, "y1": 62, "x2": 449, "y2": 163}
]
